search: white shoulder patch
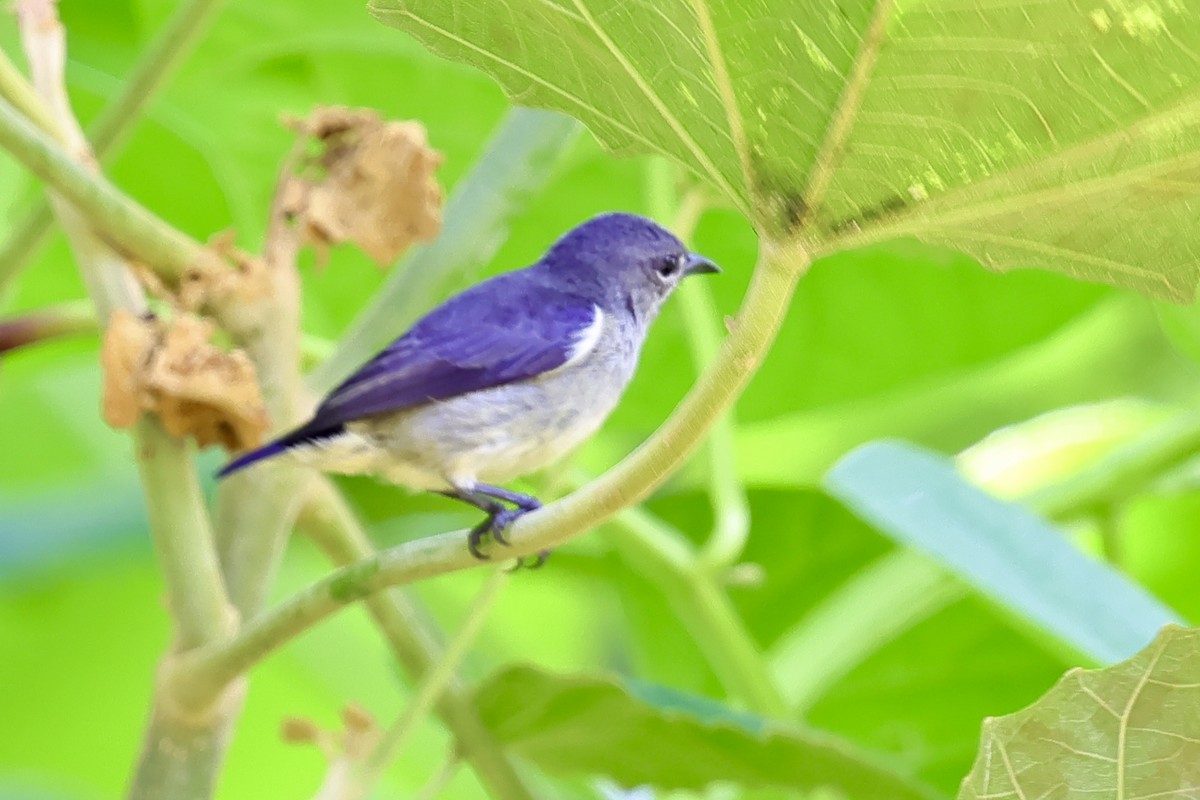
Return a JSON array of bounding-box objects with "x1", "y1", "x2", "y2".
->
[{"x1": 562, "y1": 305, "x2": 605, "y2": 369}]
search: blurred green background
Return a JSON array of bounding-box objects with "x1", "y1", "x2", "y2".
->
[{"x1": 2, "y1": 1, "x2": 1199, "y2": 798}]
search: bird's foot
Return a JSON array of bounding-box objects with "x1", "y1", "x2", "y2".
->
[
  {"x1": 507, "y1": 549, "x2": 553, "y2": 571},
  {"x1": 467, "y1": 506, "x2": 527, "y2": 560}
]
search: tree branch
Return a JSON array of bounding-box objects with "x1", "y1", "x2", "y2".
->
[
  {"x1": 170, "y1": 237, "x2": 809, "y2": 706},
  {"x1": 12, "y1": 0, "x2": 231, "y2": 651},
  {"x1": 0, "y1": 0, "x2": 228, "y2": 297},
  {"x1": 0, "y1": 46, "x2": 63, "y2": 139},
  {"x1": 608, "y1": 506, "x2": 787, "y2": 714},
  {"x1": 6, "y1": 8, "x2": 237, "y2": 796},
  {"x1": 0, "y1": 91, "x2": 214, "y2": 283},
  {"x1": 645, "y1": 158, "x2": 751, "y2": 570}
]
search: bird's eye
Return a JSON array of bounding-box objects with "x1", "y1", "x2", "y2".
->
[{"x1": 656, "y1": 255, "x2": 683, "y2": 279}]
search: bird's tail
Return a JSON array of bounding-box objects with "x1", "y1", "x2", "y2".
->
[
  {"x1": 216, "y1": 440, "x2": 290, "y2": 478},
  {"x1": 216, "y1": 421, "x2": 344, "y2": 479}
]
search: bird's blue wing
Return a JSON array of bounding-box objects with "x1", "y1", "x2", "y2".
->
[
  {"x1": 218, "y1": 274, "x2": 598, "y2": 478},
  {"x1": 310, "y1": 275, "x2": 597, "y2": 429}
]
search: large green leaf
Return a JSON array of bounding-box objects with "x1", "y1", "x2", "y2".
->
[
  {"x1": 372, "y1": 0, "x2": 1200, "y2": 299},
  {"x1": 475, "y1": 665, "x2": 946, "y2": 798},
  {"x1": 824, "y1": 441, "x2": 1182, "y2": 664},
  {"x1": 959, "y1": 624, "x2": 1200, "y2": 799}
]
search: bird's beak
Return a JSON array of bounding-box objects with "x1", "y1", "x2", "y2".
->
[{"x1": 684, "y1": 253, "x2": 720, "y2": 277}]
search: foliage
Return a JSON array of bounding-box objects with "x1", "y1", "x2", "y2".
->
[
  {"x1": 2, "y1": 1, "x2": 1200, "y2": 800},
  {"x1": 959, "y1": 625, "x2": 1200, "y2": 799}
]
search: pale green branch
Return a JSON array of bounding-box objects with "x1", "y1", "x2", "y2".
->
[
  {"x1": 8, "y1": 16, "x2": 236, "y2": 795},
  {"x1": 0, "y1": 0, "x2": 228, "y2": 296},
  {"x1": 0, "y1": 92, "x2": 211, "y2": 283},
  {"x1": 770, "y1": 550, "x2": 963, "y2": 715},
  {"x1": 645, "y1": 158, "x2": 751, "y2": 569},
  {"x1": 611, "y1": 506, "x2": 787, "y2": 715},
  {"x1": 0, "y1": 46, "x2": 62, "y2": 138},
  {"x1": 8, "y1": 1, "x2": 230, "y2": 653},
  {"x1": 0, "y1": 297, "x2": 336, "y2": 365},
  {"x1": 171, "y1": 238, "x2": 809, "y2": 708}
]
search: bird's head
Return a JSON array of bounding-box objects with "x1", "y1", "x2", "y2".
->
[{"x1": 542, "y1": 212, "x2": 719, "y2": 323}]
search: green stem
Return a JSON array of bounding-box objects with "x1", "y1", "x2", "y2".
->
[
  {"x1": 0, "y1": 93, "x2": 208, "y2": 282},
  {"x1": 87, "y1": 0, "x2": 227, "y2": 158},
  {"x1": 0, "y1": 0, "x2": 227, "y2": 297},
  {"x1": 0, "y1": 46, "x2": 62, "y2": 138},
  {"x1": 43, "y1": 199, "x2": 229, "y2": 656},
  {"x1": 309, "y1": 108, "x2": 580, "y2": 393},
  {"x1": 682, "y1": 271, "x2": 750, "y2": 570},
  {"x1": 644, "y1": 157, "x2": 750, "y2": 569},
  {"x1": 414, "y1": 754, "x2": 460, "y2": 800},
  {"x1": 608, "y1": 507, "x2": 785, "y2": 715},
  {"x1": 136, "y1": 419, "x2": 235, "y2": 648},
  {"x1": 13, "y1": 41, "x2": 234, "y2": 787},
  {"x1": 352, "y1": 570, "x2": 509, "y2": 798},
  {"x1": 173, "y1": 236, "x2": 809, "y2": 706},
  {"x1": 212, "y1": 204, "x2": 306, "y2": 620},
  {"x1": 298, "y1": 481, "x2": 535, "y2": 800}
]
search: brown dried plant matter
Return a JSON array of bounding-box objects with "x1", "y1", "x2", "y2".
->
[
  {"x1": 280, "y1": 703, "x2": 379, "y2": 760},
  {"x1": 281, "y1": 106, "x2": 444, "y2": 265},
  {"x1": 101, "y1": 310, "x2": 268, "y2": 451}
]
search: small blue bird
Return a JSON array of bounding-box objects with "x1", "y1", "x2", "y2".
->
[{"x1": 218, "y1": 212, "x2": 719, "y2": 558}]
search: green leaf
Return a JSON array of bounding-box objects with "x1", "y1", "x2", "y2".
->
[
  {"x1": 823, "y1": 441, "x2": 1182, "y2": 664},
  {"x1": 372, "y1": 0, "x2": 1200, "y2": 299},
  {"x1": 475, "y1": 665, "x2": 947, "y2": 798},
  {"x1": 958, "y1": 624, "x2": 1200, "y2": 799}
]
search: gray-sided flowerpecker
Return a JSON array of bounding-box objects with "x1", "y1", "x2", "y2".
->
[{"x1": 218, "y1": 212, "x2": 719, "y2": 559}]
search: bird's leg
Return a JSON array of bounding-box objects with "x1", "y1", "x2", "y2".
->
[
  {"x1": 439, "y1": 489, "x2": 508, "y2": 559},
  {"x1": 443, "y1": 484, "x2": 546, "y2": 562},
  {"x1": 470, "y1": 484, "x2": 542, "y2": 513}
]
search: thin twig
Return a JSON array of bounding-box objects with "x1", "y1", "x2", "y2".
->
[
  {"x1": 212, "y1": 125, "x2": 308, "y2": 618},
  {"x1": 0, "y1": 45, "x2": 62, "y2": 138},
  {"x1": 414, "y1": 752, "x2": 460, "y2": 800},
  {"x1": 609, "y1": 506, "x2": 787, "y2": 714},
  {"x1": 646, "y1": 160, "x2": 751, "y2": 569},
  {"x1": 0, "y1": 0, "x2": 228, "y2": 297},
  {"x1": 14, "y1": 0, "x2": 231, "y2": 650},
  {"x1": 0, "y1": 298, "x2": 336, "y2": 363},
  {"x1": 0, "y1": 93, "x2": 212, "y2": 281}
]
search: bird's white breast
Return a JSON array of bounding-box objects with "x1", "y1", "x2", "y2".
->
[{"x1": 292, "y1": 308, "x2": 640, "y2": 493}]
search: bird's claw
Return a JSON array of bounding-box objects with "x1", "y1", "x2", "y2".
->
[
  {"x1": 467, "y1": 507, "x2": 526, "y2": 560},
  {"x1": 506, "y1": 549, "x2": 552, "y2": 571}
]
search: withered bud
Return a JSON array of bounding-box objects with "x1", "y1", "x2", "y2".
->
[
  {"x1": 281, "y1": 106, "x2": 444, "y2": 266},
  {"x1": 100, "y1": 310, "x2": 269, "y2": 451}
]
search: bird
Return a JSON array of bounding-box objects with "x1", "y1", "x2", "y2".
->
[{"x1": 218, "y1": 212, "x2": 719, "y2": 560}]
